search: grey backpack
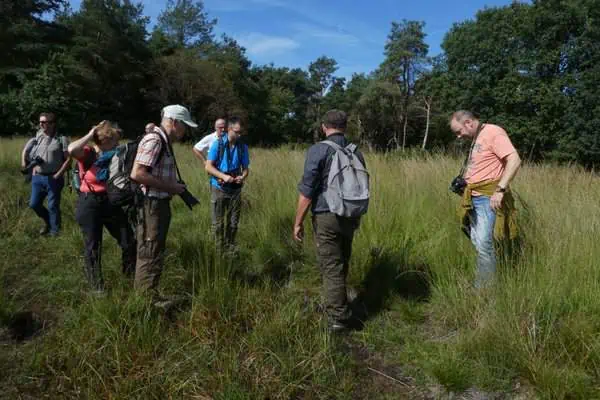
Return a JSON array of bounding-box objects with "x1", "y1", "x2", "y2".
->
[{"x1": 321, "y1": 140, "x2": 370, "y2": 218}]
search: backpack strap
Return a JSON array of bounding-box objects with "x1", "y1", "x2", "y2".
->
[
  {"x1": 321, "y1": 140, "x2": 344, "y2": 152},
  {"x1": 345, "y1": 143, "x2": 357, "y2": 153},
  {"x1": 216, "y1": 137, "x2": 225, "y2": 170}
]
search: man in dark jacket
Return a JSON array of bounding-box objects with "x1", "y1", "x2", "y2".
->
[{"x1": 293, "y1": 110, "x2": 365, "y2": 333}]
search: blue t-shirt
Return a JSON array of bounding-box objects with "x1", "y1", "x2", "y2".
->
[{"x1": 207, "y1": 136, "x2": 250, "y2": 191}]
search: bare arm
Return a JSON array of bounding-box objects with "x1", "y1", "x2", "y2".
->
[
  {"x1": 491, "y1": 152, "x2": 522, "y2": 211},
  {"x1": 68, "y1": 128, "x2": 96, "y2": 159},
  {"x1": 53, "y1": 152, "x2": 71, "y2": 179},
  {"x1": 293, "y1": 193, "x2": 312, "y2": 242},
  {"x1": 21, "y1": 146, "x2": 29, "y2": 169},
  {"x1": 130, "y1": 163, "x2": 185, "y2": 194},
  {"x1": 498, "y1": 152, "x2": 521, "y2": 189},
  {"x1": 192, "y1": 147, "x2": 207, "y2": 164},
  {"x1": 205, "y1": 159, "x2": 234, "y2": 183}
]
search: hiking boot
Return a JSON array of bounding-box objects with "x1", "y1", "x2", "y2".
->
[
  {"x1": 152, "y1": 294, "x2": 187, "y2": 311},
  {"x1": 39, "y1": 225, "x2": 50, "y2": 236},
  {"x1": 328, "y1": 321, "x2": 350, "y2": 334}
]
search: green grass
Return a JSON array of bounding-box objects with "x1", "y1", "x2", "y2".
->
[{"x1": 1, "y1": 137, "x2": 600, "y2": 399}]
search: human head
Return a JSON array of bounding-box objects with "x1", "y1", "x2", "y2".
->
[
  {"x1": 321, "y1": 110, "x2": 347, "y2": 136},
  {"x1": 215, "y1": 118, "x2": 226, "y2": 136},
  {"x1": 93, "y1": 120, "x2": 122, "y2": 151},
  {"x1": 449, "y1": 110, "x2": 480, "y2": 139},
  {"x1": 160, "y1": 104, "x2": 198, "y2": 141},
  {"x1": 227, "y1": 116, "x2": 242, "y2": 143},
  {"x1": 39, "y1": 112, "x2": 57, "y2": 136}
]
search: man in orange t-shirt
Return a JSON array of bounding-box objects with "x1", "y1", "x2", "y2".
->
[{"x1": 450, "y1": 110, "x2": 522, "y2": 288}]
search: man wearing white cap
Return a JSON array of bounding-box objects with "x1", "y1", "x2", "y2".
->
[{"x1": 130, "y1": 104, "x2": 197, "y2": 295}]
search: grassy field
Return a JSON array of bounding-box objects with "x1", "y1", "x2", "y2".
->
[{"x1": 1, "y1": 136, "x2": 600, "y2": 399}]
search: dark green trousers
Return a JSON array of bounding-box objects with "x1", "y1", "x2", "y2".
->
[
  {"x1": 210, "y1": 186, "x2": 242, "y2": 249},
  {"x1": 135, "y1": 197, "x2": 171, "y2": 292},
  {"x1": 312, "y1": 212, "x2": 360, "y2": 322}
]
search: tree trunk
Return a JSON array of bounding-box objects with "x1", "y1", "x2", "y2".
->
[
  {"x1": 402, "y1": 114, "x2": 408, "y2": 150},
  {"x1": 422, "y1": 98, "x2": 431, "y2": 150},
  {"x1": 313, "y1": 102, "x2": 321, "y2": 143}
]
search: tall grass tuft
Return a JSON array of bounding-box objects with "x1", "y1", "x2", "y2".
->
[{"x1": 1, "y1": 138, "x2": 599, "y2": 398}]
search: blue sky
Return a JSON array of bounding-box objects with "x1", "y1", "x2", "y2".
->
[{"x1": 68, "y1": 0, "x2": 519, "y2": 79}]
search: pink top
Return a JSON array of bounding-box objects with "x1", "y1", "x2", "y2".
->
[
  {"x1": 465, "y1": 124, "x2": 517, "y2": 185},
  {"x1": 75, "y1": 146, "x2": 107, "y2": 193}
]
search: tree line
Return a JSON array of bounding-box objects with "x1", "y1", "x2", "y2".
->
[{"x1": 2, "y1": 0, "x2": 599, "y2": 164}]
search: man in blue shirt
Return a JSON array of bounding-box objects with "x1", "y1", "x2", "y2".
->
[{"x1": 205, "y1": 116, "x2": 250, "y2": 251}]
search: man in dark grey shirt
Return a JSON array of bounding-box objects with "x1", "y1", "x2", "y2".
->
[
  {"x1": 293, "y1": 110, "x2": 365, "y2": 333},
  {"x1": 21, "y1": 112, "x2": 70, "y2": 236}
]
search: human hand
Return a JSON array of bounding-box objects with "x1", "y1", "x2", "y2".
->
[
  {"x1": 145, "y1": 123, "x2": 156, "y2": 133},
  {"x1": 234, "y1": 175, "x2": 244, "y2": 184},
  {"x1": 293, "y1": 224, "x2": 304, "y2": 242},
  {"x1": 222, "y1": 175, "x2": 234, "y2": 184},
  {"x1": 169, "y1": 182, "x2": 186, "y2": 195},
  {"x1": 490, "y1": 192, "x2": 504, "y2": 211}
]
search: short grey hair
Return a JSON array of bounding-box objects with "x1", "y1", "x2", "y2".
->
[{"x1": 450, "y1": 110, "x2": 478, "y2": 124}]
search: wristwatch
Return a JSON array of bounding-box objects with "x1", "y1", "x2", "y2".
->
[{"x1": 495, "y1": 185, "x2": 507, "y2": 193}]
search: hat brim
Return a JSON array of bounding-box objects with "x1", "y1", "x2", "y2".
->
[{"x1": 183, "y1": 120, "x2": 198, "y2": 128}]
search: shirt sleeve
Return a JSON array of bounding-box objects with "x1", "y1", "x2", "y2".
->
[
  {"x1": 207, "y1": 139, "x2": 219, "y2": 162},
  {"x1": 297, "y1": 145, "x2": 322, "y2": 199},
  {"x1": 135, "y1": 134, "x2": 163, "y2": 167},
  {"x1": 194, "y1": 135, "x2": 210, "y2": 152},
  {"x1": 491, "y1": 129, "x2": 517, "y2": 160},
  {"x1": 242, "y1": 145, "x2": 250, "y2": 168},
  {"x1": 61, "y1": 136, "x2": 70, "y2": 152}
]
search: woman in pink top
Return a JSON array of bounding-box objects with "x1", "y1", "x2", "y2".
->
[{"x1": 68, "y1": 121, "x2": 136, "y2": 295}]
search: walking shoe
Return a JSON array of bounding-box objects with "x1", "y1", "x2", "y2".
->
[
  {"x1": 328, "y1": 320, "x2": 350, "y2": 334},
  {"x1": 39, "y1": 225, "x2": 50, "y2": 236},
  {"x1": 152, "y1": 294, "x2": 187, "y2": 311}
]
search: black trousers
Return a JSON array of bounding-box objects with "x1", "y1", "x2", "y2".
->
[{"x1": 75, "y1": 192, "x2": 136, "y2": 291}]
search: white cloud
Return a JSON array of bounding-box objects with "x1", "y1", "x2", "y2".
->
[
  {"x1": 292, "y1": 22, "x2": 360, "y2": 46},
  {"x1": 238, "y1": 33, "x2": 300, "y2": 57}
]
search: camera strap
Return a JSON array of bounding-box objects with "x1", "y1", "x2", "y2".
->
[
  {"x1": 165, "y1": 138, "x2": 185, "y2": 184},
  {"x1": 458, "y1": 122, "x2": 486, "y2": 177}
]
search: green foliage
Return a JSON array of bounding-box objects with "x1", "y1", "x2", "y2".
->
[
  {"x1": 156, "y1": 0, "x2": 216, "y2": 48},
  {"x1": 1, "y1": 0, "x2": 600, "y2": 164}
]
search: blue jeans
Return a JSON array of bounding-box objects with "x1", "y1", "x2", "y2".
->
[
  {"x1": 29, "y1": 174, "x2": 64, "y2": 234},
  {"x1": 470, "y1": 196, "x2": 497, "y2": 288}
]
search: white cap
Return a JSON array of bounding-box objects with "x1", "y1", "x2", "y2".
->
[{"x1": 162, "y1": 104, "x2": 198, "y2": 128}]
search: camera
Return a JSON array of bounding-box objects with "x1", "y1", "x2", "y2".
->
[
  {"x1": 219, "y1": 170, "x2": 243, "y2": 191},
  {"x1": 178, "y1": 187, "x2": 200, "y2": 210},
  {"x1": 21, "y1": 156, "x2": 45, "y2": 175},
  {"x1": 449, "y1": 175, "x2": 467, "y2": 196}
]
